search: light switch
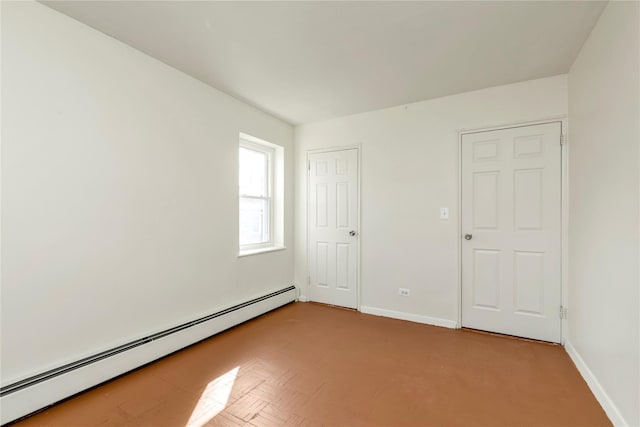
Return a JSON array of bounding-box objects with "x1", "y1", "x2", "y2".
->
[{"x1": 440, "y1": 207, "x2": 449, "y2": 219}]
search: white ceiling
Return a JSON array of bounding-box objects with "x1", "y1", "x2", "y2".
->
[{"x1": 42, "y1": 1, "x2": 606, "y2": 125}]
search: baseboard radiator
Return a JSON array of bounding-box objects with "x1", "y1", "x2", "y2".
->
[{"x1": 0, "y1": 286, "x2": 296, "y2": 425}]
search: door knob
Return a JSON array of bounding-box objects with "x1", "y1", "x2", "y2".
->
[
  {"x1": 349, "y1": 230, "x2": 357, "y2": 237},
  {"x1": 464, "y1": 234, "x2": 472, "y2": 240}
]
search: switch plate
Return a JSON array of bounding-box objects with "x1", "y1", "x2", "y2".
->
[{"x1": 440, "y1": 207, "x2": 449, "y2": 219}]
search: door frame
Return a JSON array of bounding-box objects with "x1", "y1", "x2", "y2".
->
[
  {"x1": 306, "y1": 145, "x2": 362, "y2": 310},
  {"x1": 456, "y1": 117, "x2": 569, "y2": 343}
]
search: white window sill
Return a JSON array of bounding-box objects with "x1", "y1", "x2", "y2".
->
[{"x1": 238, "y1": 246, "x2": 286, "y2": 258}]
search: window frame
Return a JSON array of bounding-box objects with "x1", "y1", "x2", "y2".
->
[{"x1": 239, "y1": 137, "x2": 275, "y2": 253}]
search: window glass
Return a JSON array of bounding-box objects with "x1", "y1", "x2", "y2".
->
[
  {"x1": 239, "y1": 147, "x2": 267, "y2": 197},
  {"x1": 239, "y1": 134, "x2": 283, "y2": 254},
  {"x1": 239, "y1": 197, "x2": 269, "y2": 245},
  {"x1": 239, "y1": 142, "x2": 273, "y2": 249}
]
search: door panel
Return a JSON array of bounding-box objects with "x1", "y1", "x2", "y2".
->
[
  {"x1": 472, "y1": 249, "x2": 501, "y2": 310},
  {"x1": 462, "y1": 122, "x2": 561, "y2": 342},
  {"x1": 473, "y1": 171, "x2": 499, "y2": 229},
  {"x1": 514, "y1": 251, "x2": 545, "y2": 315},
  {"x1": 514, "y1": 169, "x2": 543, "y2": 230},
  {"x1": 308, "y1": 149, "x2": 358, "y2": 308}
]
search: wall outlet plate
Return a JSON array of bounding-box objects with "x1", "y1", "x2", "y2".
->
[
  {"x1": 398, "y1": 288, "x2": 410, "y2": 297},
  {"x1": 440, "y1": 207, "x2": 449, "y2": 219}
]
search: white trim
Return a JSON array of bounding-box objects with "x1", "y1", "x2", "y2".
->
[
  {"x1": 457, "y1": 125, "x2": 463, "y2": 329},
  {"x1": 307, "y1": 145, "x2": 361, "y2": 154},
  {"x1": 238, "y1": 245, "x2": 286, "y2": 257},
  {"x1": 564, "y1": 341, "x2": 627, "y2": 427},
  {"x1": 0, "y1": 288, "x2": 296, "y2": 425},
  {"x1": 239, "y1": 133, "x2": 285, "y2": 253},
  {"x1": 298, "y1": 295, "x2": 309, "y2": 302},
  {"x1": 239, "y1": 132, "x2": 281, "y2": 150},
  {"x1": 239, "y1": 139, "x2": 275, "y2": 251},
  {"x1": 457, "y1": 115, "x2": 567, "y2": 135},
  {"x1": 456, "y1": 118, "x2": 569, "y2": 343},
  {"x1": 360, "y1": 306, "x2": 457, "y2": 329},
  {"x1": 560, "y1": 122, "x2": 569, "y2": 344}
]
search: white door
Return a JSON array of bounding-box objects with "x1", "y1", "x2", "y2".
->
[
  {"x1": 461, "y1": 122, "x2": 562, "y2": 342},
  {"x1": 308, "y1": 149, "x2": 359, "y2": 309}
]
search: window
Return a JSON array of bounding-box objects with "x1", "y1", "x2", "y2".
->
[
  {"x1": 239, "y1": 141, "x2": 273, "y2": 248},
  {"x1": 239, "y1": 134, "x2": 284, "y2": 255}
]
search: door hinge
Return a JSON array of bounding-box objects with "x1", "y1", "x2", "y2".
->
[
  {"x1": 307, "y1": 275, "x2": 311, "y2": 285},
  {"x1": 560, "y1": 306, "x2": 567, "y2": 319},
  {"x1": 560, "y1": 134, "x2": 565, "y2": 146},
  {"x1": 308, "y1": 160, "x2": 311, "y2": 171}
]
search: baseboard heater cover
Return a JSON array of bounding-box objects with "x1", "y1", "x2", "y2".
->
[{"x1": 0, "y1": 286, "x2": 296, "y2": 425}]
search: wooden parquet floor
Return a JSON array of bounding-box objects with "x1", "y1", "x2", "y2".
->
[{"x1": 12, "y1": 302, "x2": 611, "y2": 427}]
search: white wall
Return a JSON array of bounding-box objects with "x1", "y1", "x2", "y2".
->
[
  {"x1": 1, "y1": 1, "x2": 294, "y2": 386},
  {"x1": 567, "y1": 2, "x2": 640, "y2": 426},
  {"x1": 294, "y1": 75, "x2": 567, "y2": 324}
]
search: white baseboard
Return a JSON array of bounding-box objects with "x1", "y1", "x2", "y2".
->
[
  {"x1": 0, "y1": 287, "x2": 296, "y2": 425},
  {"x1": 564, "y1": 340, "x2": 627, "y2": 427},
  {"x1": 298, "y1": 295, "x2": 309, "y2": 302},
  {"x1": 360, "y1": 306, "x2": 457, "y2": 329}
]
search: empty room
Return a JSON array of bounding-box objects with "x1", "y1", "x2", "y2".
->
[{"x1": 1, "y1": 1, "x2": 638, "y2": 426}]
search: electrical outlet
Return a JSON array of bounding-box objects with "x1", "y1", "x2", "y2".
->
[{"x1": 398, "y1": 288, "x2": 410, "y2": 297}]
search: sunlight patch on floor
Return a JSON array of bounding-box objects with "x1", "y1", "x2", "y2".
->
[{"x1": 185, "y1": 366, "x2": 239, "y2": 427}]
